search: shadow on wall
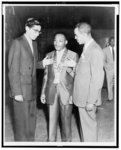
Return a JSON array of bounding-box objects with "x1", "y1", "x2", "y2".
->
[{"x1": 5, "y1": 7, "x2": 23, "y2": 105}]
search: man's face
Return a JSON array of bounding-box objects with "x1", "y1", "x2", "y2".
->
[
  {"x1": 74, "y1": 28, "x2": 85, "y2": 45},
  {"x1": 54, "y1": 34, "x2": 67, "y2": 51},
  {"x1": 26, "y1": 25, "x2": 41, "y2": 40},
  {"x1": 109, "y1": 38, "x2": 115, "y2": 47}
]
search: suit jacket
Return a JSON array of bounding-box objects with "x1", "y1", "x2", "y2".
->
[
  {"x1": 73, "y1": 40, "x2": 104, "y2": 107},
  {"x1": 8, "y1": 35, "x2": 43, "y2": 100},
  {"x1": 103, "y1": 46, "x2": 114, "y2": 72},
  {"x1": 41, "y1": 49, "x2": 78, "y2": 105}
]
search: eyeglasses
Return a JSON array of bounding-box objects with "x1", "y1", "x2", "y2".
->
[{"x1": 31, "y1": 28, "x2": 42, "y2": 35}]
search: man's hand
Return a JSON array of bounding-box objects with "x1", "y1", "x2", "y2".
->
[
  {"x1": 112, "y1": 76, "x2": 115, "y2": 86},
  {"x1": 69, "y1": 96, "x2": 73, "y2": 104},
  {"x1": 42, "y1": 56, "x2": 53, "y2": 67},
  {"x1": 15, "y1": 95, "x2": 23, "y2": 102},
  {"x1": 64, "y1": 58, "x2": 77, "y2": 67},
  {"x1": 40, "y1": 94, "x2": 46, "y2": 104},
  {"x1": 86, "y1": 103, "x2": 96, "y2": 111},
  {"x1": 66, "y1": 67, "x2": 73, "y2": 74}
]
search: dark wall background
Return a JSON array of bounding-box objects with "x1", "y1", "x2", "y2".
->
[
  {"x1": 4, "y1": 5, "x2": 115, "y2": 106},
  {"x1": 5, "y1": 5, "x2": 114, "y2": 55}
]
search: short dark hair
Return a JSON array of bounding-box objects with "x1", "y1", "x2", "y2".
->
[
  {"x1": 109, "y1": 36, "x2": 114, "y2": 42},
  {"x1": 54, "y1": 32, "x2": 68, "y2": 40},
  {"x1": 25, "y1": 18, "x2": 41, "y2": 28},
  {"x1": 76, "y1": 22, "x2": 91, "y2": 35}
]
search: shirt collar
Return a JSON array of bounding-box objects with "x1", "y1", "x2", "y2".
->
[
  {"x1": 56, "y1": 48, "x2": 66, "y2": 54},
  {"x1": 109, "y1": 45, "x2": 115, "y2": 49},
  {"x1": 24, "y1": 33, "x2": 32, "y2": 44},
  {"x1": 84, "y1": 38, "x2": 94, "y2": 50}
]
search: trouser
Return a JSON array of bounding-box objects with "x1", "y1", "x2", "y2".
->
[
  {"x1": 48, "y1": 94, "x2": 73, "y2": 142},
  {"x1": 106, "y1": 70, "x2": 114, "y2": 100},
  {"x1": 13, "y1": 99, "x2": 36, "y2": 141},
  {"x1": 96, "y1": 88, "x2": 102, "y2": 106},
  {"x1": 78, "y1": 107, "x2": 97, "y2": 142}
]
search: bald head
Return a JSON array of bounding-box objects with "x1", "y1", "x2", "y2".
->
[
  {"x1": 74, "y1": 22, "x2": 92, "y2": 45},
  {"x1": 76, "y1": 22, "x2": 91, "y2": 35}
]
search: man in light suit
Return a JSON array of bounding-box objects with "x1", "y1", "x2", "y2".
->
[
  {"x1": 8, "y1": 18, "x2": 52, "y2": 141},
  {"x1": 103, "y1": 37, "x2": 115, "y2": 102},
  {"x1": 73, "y1": 22, "x2": 104, "y2": 142},
  {"x1": 41, "y1": 33, "x2": 78, "y2": 141}
]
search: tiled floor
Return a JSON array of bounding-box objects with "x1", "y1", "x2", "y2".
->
[{"x1": 4, "y1": 88, "x2": 115, "y2": 143}]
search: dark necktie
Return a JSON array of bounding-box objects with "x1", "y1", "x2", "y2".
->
[{"x1": 112, "y1": 47, "x2": 114, "y2": 61}]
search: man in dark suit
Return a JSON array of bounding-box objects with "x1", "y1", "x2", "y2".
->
[
  {"x1": 8, "y1": 18, "x2": 51, "y2": 141},
  {"x1": 73, "y1": 22, "x2": 104, "y2": 141},
  {"x1": 41, "y1": 33, "x2": 78, "y2": 141}
]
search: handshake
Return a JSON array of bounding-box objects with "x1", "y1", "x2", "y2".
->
[{"x1": 43, "y1": 56, "x2": 77, "y2": 67}]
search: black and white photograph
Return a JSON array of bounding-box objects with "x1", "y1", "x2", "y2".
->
[{"x1": 2, "y1": 1, "x2": 119, "y2": 148}]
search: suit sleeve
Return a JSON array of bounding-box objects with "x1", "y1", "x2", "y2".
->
[
  {"x1": 103, "y1": 48, "x2": 108, "y2": 70},
  {"x1": 36, "y1": 61, "x2": 44, "y2": 69},
  {"x1": 41, "y1": 65, "x2": 48, "y2": 97},
  {"x1": 34, "y1": 42, "x2": 44, "y2": 69},
  {"x1": 103, "y1": 48, "x2": 113, "y2": 70},
  {"x1": 68, "y1": 53, "x2": 79, "y2": 77},
  {"x1": 8, "y1": 40, "x2": 22, "y2": 96},
  {"x1": 73, "y1": 53, "x2": 79, "y2": 75},
  {"x1": 87, "y1": 49, "x2": 104, "y2": 104}
]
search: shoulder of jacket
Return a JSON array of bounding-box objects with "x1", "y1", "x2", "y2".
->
[
  {"x1": 12, "y1": 36, "x2": 23, "y2": 44},
  {"x1": 11, "y1": 38, "x2": 20, "y2": 47},
  {"x1": 103, "y1": 46, "x2": 109, "y2": 51},
  {"x1": 67, "y1": 49, "x2": 77, "y2": 55},
  {"x1": 92, "y1": 41, "x2": 101, "y2": 49},
  {"x1": 46, "y1": 51, "x2": 55, "y2": 57},
  {"x1": 91, "y1": 43, "x2": 103, "y2": 55}
]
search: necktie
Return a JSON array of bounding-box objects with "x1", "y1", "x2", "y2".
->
[
  {"x1": 112, "y1": 47, "x2": 114, "y2": 61},
  {"x1": 57, "y1": 51, "x2": 63, "y2": 66}
]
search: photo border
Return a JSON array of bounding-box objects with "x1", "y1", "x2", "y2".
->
[{"x1": 1, "y1": 1, "x2": 119, "y2": 148}]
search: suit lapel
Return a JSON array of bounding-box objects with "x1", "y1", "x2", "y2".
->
[
  {"x1": 60, "y1": 49, "x2": 68, "y2": 64},
  {"x1": 22, "y1": 35, "x2": 37, "y2": 76},
  {"x1": 22, "y1": 35, "x2": 34, "y2": 59},
  {"x1": 54, "y1": 49, "x2": 68, "y2": 64},
  {"x1": 107, "y1": 47, "x2": 113, "y2": 59},
  {"x1": 76, "y1": 41, "x2": 94, "y2": 72},
  {"x1": 32, "y1": 41, "x2": 37, "y2": 76},
  {"x1": 53, "y1": 49, "x2": 68, "y2": 72}
]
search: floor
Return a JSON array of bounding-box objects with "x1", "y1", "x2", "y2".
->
[{"x1": 4, "y1": 88, "x2": 115, "y2": 144}]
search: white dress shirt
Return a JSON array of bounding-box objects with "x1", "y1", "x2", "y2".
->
[
  {"x1": 109, "y1": 46, "x2": 113, "y2": 54},
  {"x1": 24, "y1": 33, "x2": 34, "y2": 54},
  {"x1": 109, "y1": 45, "x2": 115, "y2": 61},
  {"x1": 109, "y1": 46, "x2": 115, "y2": 55},
  {"x1": 56, "y1": 49, "x2": 65, "y2": 66}
]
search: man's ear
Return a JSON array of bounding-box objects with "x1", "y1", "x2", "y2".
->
[
  {"x1": 66, "y1": 40, "x2": 68, "y2": 45},
  {"x1": 25, "y1": 26, "x2": 29, "y2": 32}
]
